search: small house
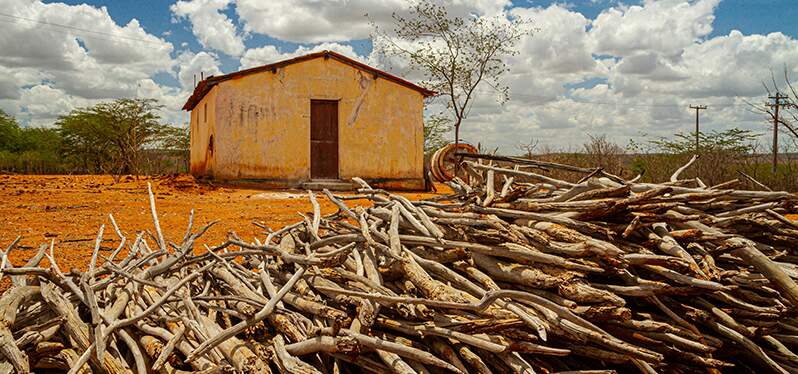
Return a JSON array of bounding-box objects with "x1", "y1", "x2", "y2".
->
[{"x1": 182, "y1": 50, "x2": 434, "y2": 190}]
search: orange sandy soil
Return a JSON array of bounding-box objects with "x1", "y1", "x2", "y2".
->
[
  {"x1": 0, "y1": 174, "x2": 447, "y2": 272},
  {"x1": 1, "y1": 174, "x2": 794, "y2": 273}
]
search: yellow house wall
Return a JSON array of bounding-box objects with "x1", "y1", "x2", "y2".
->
[
  {"x1": 189, "y1": 86, "x2": 218, "y2": 176},
  {"x1": 190, "y1": 57, "x2": 425, "y2": 189}
]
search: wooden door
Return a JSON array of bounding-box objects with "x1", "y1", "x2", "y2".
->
[{"x1": 310, "y1": 100, "x2": 339, "y2": 179}]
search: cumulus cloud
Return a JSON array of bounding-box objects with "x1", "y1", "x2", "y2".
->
[
  {"x1": 510, "y1": 6, "x2": 597, "y2": 76},
  {"x1": 0, "y1": 0, "x2": 177, "y2": 124},
  {"x1": 171, "y1": 0, "x2": 246, "y2": 56},
  {"x1": 235, "y1": 0, "x2": 510, "y2": 43},
  {"x1": 240, "y1": 42, "x2": 363, "y2": 69},
  {"x1": 16, "y1": 85, "x2": 97, "y2": 127},
  {"x1": 2, "y1": 2, "x2": 173, "y2": 75},
  {"x1": 177, "y1": 51, "x2": 223, "y2": 89},
  {"x1": 668, "y1": 31, "x2": 798, "y2": 97},
  {"x1": 450, "y1": 0, "x2": 798, "y2": 150},
  {"x1": 589, "y1": 0, "x2": 720, "y2": 58}
]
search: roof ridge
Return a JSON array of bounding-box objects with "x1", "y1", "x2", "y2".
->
[{"x1": 181, "y1": 50, "x2": 435, "y2": 111}]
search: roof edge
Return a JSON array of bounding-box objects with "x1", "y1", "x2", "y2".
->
[{"x1": 182, "y1": 50, "x2": 436, "y2": 111}]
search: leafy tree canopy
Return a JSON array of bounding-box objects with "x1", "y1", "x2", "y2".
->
[
  {"x1": 0, "y1": 109, "x2": 22, "y2": 152},
  {"x1": 57, "y1": 98, "x2": 169, "y2": 174}
]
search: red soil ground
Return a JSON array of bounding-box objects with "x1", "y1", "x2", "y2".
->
[
  {"x1": 0, "y1": 174, "x2": 445, "y2": 272},
  {"x1": 1, "y1": 174, "x2": 795, "y2": 273}
]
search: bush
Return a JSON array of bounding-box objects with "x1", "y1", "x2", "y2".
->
[{"x1": 516, "y1": 130, "x2": 798, "y2": 192}]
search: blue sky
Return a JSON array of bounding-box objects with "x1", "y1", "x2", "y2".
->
[
  {"x1": 4, "y1": 0, "x2": 797, "y2": 150},
  {"x1": 51, "y1": 0, "x2": 798, "y2": 37},
  {"x1": 42, "y1": 0, "x2": 798, "y2": 102},
  {"x1": 49, "y1": 0, "x2": 374, "y2": 75},
  {"x1": 48, "y1": 0, "x2": 798, "y2": 76}
]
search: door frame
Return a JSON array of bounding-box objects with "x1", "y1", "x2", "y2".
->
[{"x1": 309, "y1": 99, "x2": 340, "y2": 179}]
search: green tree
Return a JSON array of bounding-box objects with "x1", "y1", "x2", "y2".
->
[
  {"x1": 649, "y1": 129, "x2": 759, "y2": 155},
  {"x1": 0, "y1": 110, "x2": 66, "y2": 173},
  {"x1": 57, "y1": 98, "x2": 167, "y2": 174},
  {"x1": 159, "y1": 124, "x2": 190, "y2": 172},
  {"x1": 373, "y1": 2, "x2": 527, "y2": 147},
  {"x1": 0, "y1": 109, "x2": 22, "y2": 152},
  {"x1": 159, "y1": 124, "x2": 190, "y2": 153},
  {"x1": 423, "y1": 115, "x2": 452, "y2": 153}
]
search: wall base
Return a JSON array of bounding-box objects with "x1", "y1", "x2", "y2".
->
[{"x1": 194, "y1": 175, "x2": 426, "y2": 191}]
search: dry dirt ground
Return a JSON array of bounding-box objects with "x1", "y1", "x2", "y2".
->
[
  {"x1": 3, "y1": 174, "x2": 795, "y2": 274},
  {"x1": 0, "y1": 174, "x2": 444, "y2": 272}
]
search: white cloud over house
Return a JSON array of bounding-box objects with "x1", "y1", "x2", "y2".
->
[{"x1": 171, "y1": 0, "x2": 246, "y2": 57}]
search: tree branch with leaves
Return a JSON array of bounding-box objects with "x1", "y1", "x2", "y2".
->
[{"x1": 372, "y1": 2, "x2": 528, "y2": 148}]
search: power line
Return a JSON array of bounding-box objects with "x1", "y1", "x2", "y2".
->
[{"x1": 0, "y1": 12, "x2": 167, "y2": 46}]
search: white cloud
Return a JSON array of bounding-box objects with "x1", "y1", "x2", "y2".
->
[
  {"x1": 171, "y1": 0, "x2": 246, "y2": 56},
  {"x1": 0, "y1": 0, "x2": 178, "y2": 125},
  {"x1": 16, "y1": 85, "x2": 96, "y2": 127},
  {"x1": 510, "y1": 6, "x2": 597, "y2": 76},
  {"x1": 589, "y1": 0, "x2": 720, "y2": 58},
  {"x1": 671, "y1": 31, "x2": 798, "y2": 97},
  {"x1": 177, "y1": 51, "x2": 223, "y2": 90},
  {"x1": 447, "y1": 0, "x2": 798, "y2": 151},
  {"x1": 136, "y1": 79, "x2": 191, "y2": 125},
  {"x1": 240, "y1": 42, "x2": 363, "y2": 69},
  {"x1": 235, "y1": 0, "x2": 510, "y2": 44},
  {"x1": 2, "y1": 2, "x2": 173, "y2": 73}
]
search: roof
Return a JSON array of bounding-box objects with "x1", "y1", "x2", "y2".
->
[{"x1": 182, "y1": 50, "x2": 436, "y2": 111}]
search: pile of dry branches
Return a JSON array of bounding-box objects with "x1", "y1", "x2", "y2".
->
[{"x1": 2, "y1": 154, "x2": 798, "y2": 374}]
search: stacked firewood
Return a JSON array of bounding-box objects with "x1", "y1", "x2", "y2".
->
[{"x1": 2, "y1": 155, "x2": 798, "y2": 374}]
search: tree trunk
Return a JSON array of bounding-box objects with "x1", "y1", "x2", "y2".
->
[
  {"x1": 454, "y1": 122, "x2": 460, "y2": 147},
  {"x1": 453, "y1": 121, "x2": 462, "y2": 177}
]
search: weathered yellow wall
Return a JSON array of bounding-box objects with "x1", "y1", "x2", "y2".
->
[
  {"x1": 189, "y1": 57, "x2": 425, "y2": 189},
  {"x1": 189, "y1": 86, "x2": 218, "y2": 176}
]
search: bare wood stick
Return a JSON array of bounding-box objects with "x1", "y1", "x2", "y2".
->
[
  {"x1": 147, "y1": 182, "x2": 167, "y2": 251},
  {"x1": 738, "y1": 170, "x2": 773, "y2": 191},
  {"x1": 187, "y1": 266, "x2": 306, "y2": 362},
  {"x1": 671, "y1": 155, "x2": 700, "y2": 182},
  {"x1": 152, "y1": 324, "x2": 185, "y2": 371},
  {"x1": 341, "y1": 329, "x2": 463, "y2": 373}
]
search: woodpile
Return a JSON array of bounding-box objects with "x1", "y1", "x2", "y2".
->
[{"x1": 2, "y1": 154, "x2": 798, "y2": 373}]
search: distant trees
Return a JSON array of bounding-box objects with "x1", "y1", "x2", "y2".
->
[
  {"x1": 0, "y1": 99, "x2": 189, "y2": 175},
  {"x1": 57, "y1": 98, "x2": 182, "y2": 175},
  {"x1": 0, "y1": 110, "x2": 22, "y2": 152},
  {"x1": 373, "y1": 2, "x2": 527, "y2": 148},
  {"x1": 158, "y1": 124, "x2": 191, "y2": 170},
  {"x1": 0, "y1": 109, "x2": 62, "y2": 173},
  {"x1": 647, "y1": 129, "x2": 759, "y2": 155}
]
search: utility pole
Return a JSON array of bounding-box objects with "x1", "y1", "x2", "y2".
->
[
  {"x1": 689, "y1": 105, "x2": 707, "y2": 151},
  {"x1": 768, "y1": 93, "x2": 789, "y2": 173}
]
